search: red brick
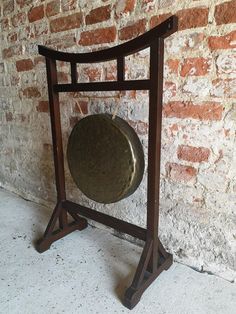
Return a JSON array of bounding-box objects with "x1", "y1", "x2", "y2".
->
[
  {"x1": 208, "y1": 31, "x2": 236, "y2": 50},
  {"x1": 46, "y1": 0, "x2": 60, "y2": 17},
  {"x1": 150, "y1": 13, "x2": 171, "y2": 28},
  {"x1": 169, "y1": 123, "x2": 178, "y2": 135},
  {"x1": 166, "y1": 162, "x2": 197, "y2": 183},
  {"x1": 1, "y1": 18, "x2": 10, "y2": 31},
  {"x1": 79, "y1": 26, "x2": 116, "y2": 46},
  {"x1": 28, "y1": 5, "x2": 44, "y2": 23},
  {"x1": 150, "y1": 7, "x2": 208, "y2": 30},
  {"x1": 83, "y1": 67, "x2": 102, "y2": 81},
  {"x1": 215, "y1": 0, "x2": 236, "y2": 25},
  {"x1": 2, "y1": 45, "x2": 23, "y2": 59},
  {"x1": 86, "y1": 5, "x2": 111, "y2": 25},
  {"x1": 3, "y1": 0, "x2": 14, "y2": 15},
  {"x1": 73, "y1": 101, "x2": 88, "y2": 114},
  {"x1": 165, "y1": 59, "x2": 179, "y2": 75},
  {"x1": 180, "y1": 57, "x2": 211, "y2": 77},
  {"x1": 177, "y1": 7, "x2": 209, "y2": 30},
  {"x1": 36, "y1": 101, "x2": 49, "y2": 112},
  {"x1": 5, "y1": 112, "x2": 13, "y2": 122},
  {"x1": 50, "y1": 12, "x2": 82, "y2": 33},
  {"x1": 164, "y1": 101, "x2": 223, "y2": 121},
  {"x1": 104, "y1": 65, "x2": 117, "y2": 81},
  {"x1": 115, "y1": 0, "x2": 136, "y2": 17},
  {"x1": 177, "y1": 145, "x2": 210, "y2": 163},
  {"x1": 21, "y1": 87, "x2": 41, "y2": 98},
  {"x1": 16, "y1": 59, "x2": 34, "y2": 72},
  {"x1": 119, "y1": 19, "x2": 146, "y2": 41},
  {"x1": 7, "y1": 32, "x2": 17, "y2": 43},
  {"x1": 11, "y1": 12, "x2": 26, "y2": 27},
  {"x1": 164, "y1": 81, "x2": 176, "y2": 99}
]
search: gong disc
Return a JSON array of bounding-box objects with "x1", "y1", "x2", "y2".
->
[{"x1": 67, "y1": 114, "x2": 144, "y2": 204}]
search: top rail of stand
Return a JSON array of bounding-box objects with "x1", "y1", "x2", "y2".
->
[{"x1": 38, "y1": 16, "x2": 178, "y2": 63}]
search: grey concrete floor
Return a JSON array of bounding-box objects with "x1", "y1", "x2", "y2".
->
[{"x1": 0, "y1": 188, "x2": 235, "y2": 314}]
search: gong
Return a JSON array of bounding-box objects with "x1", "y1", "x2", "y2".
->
[{"x1": 67, "y1": 114, "x2": 145, "y2": 204}]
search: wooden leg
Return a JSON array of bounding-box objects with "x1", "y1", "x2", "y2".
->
[
  {"x1": 124, "y1": 239, "x2": 173, "y2": 310},
  {"x1": 36, "y1": 201, "x2": 88, "y2": 253}
]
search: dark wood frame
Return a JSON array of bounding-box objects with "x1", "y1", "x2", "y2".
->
[{"x1": 36, "y1": 16, "x2": 178, "y2": 309}]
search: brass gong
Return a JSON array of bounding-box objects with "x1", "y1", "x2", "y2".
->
[{"x1": 67, "y1": 114, "x2": 144, "y2": 204}]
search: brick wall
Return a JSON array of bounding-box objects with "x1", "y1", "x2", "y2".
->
[{"x1": 0, "y1": 0, "x2": 235, "y2": 281}]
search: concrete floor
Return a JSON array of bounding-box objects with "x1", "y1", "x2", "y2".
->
[{"x1": 0, "y1": 188, "x2": 235, "y2": 314}]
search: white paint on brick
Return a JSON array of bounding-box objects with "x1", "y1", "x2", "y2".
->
[{"x1": 182, "y1": 77, "x2": 212, "y2": 98}]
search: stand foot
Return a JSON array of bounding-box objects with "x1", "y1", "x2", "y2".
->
[
  {"x1": 36, "y1": 239, "x2": 52, "y2": 253},
  {"x1": 164, "y1": 253, "x2": 173, "y2": 270},
  {"x1": 124, "y1": 253, "x2": 173, "y2": 309},
  {"x1": 36, "y1": 218, "x2": 88, "y2": 253},
  {"x1": 124, "y1": 286, "x2": 141, "y2": 310}
]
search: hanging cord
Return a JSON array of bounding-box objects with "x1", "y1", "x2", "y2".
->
[
  {"x1": 112, "y1": 91, "x2": 121, "y2": 120},
  {"x1": 76, "y1": 101, "x2": 85, "y2": 117}
]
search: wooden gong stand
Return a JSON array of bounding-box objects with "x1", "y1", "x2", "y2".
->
[{"x1": 37, "y1": 16, "x2": 178, "y2": 309}]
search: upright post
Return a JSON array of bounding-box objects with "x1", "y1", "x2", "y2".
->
[
  {"x1": 146, "y1": 37, "x2": 165, "y2": 272},
  {"x1": 45, "y1": 58, "x2": 67, "y2": 229}
]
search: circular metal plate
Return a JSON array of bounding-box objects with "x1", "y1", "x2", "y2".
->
[{"x1": 67, "y1": 114, "x2": 144, "y2": 204}]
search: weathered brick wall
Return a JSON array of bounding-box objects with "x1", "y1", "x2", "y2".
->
[{"x1": 0, "y1": 0, "x2": 235, "y2": 281}]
